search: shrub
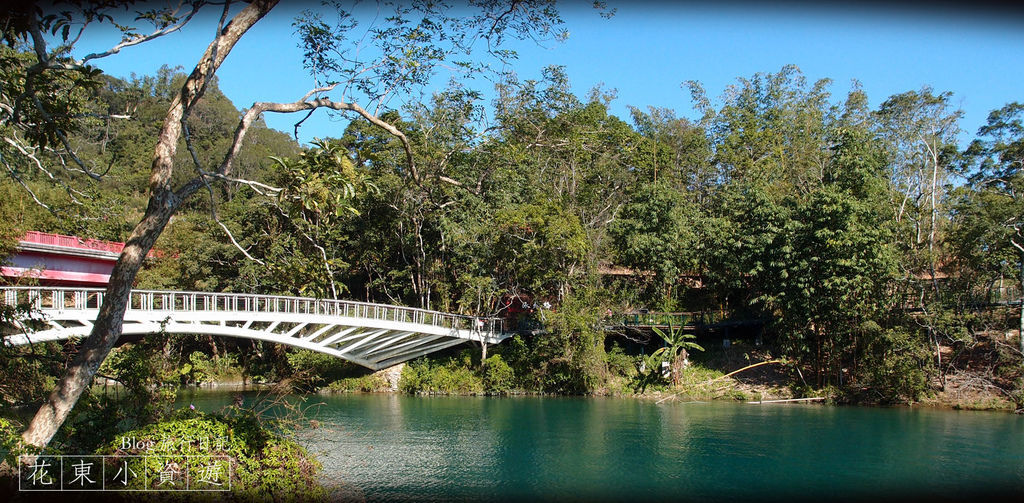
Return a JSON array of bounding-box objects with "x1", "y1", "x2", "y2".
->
[
  {"x1": 483, "y1": 354, "x2": 515, "y2": 393},
  {"x1": 286, "y1": 349, "x2": 358, "y2": 390},
  {"x1": 433, "y1": 365, "x2": 484, "y2": 394},
  {"x1": 397, "y1": 356, "x2": 484, "y2": 394},
  {"x1": 605, "y1": 342, "x2": 636, "y2": 379},
  {"x1": 860, "y1": 327, "x2": 930, "y2": 403},
  {"x1": 324, "y1": 374, "x2": 389, "y2": 393},
  {"x1": 398, "y1": 358, "x2": 429, "y2": 393},
  {"x1": 0, "y1": 342, "x2": 63, "y2": 408},
  {"x1": 95, "y1": 410, "x2": 326, "y2": 503},
  {"x1": 0, "y1": 418, "x2": 24, "y2": 472}
]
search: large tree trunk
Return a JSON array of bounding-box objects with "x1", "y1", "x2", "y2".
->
[
  {"x1": 1019, "y1": 257, "x2": 1023, "y2": 360},
  {"x1": 20, "y1": 0, "x2": 277, "y2": 450}
]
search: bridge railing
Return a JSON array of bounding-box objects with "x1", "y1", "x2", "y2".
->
[
  {"x1": 21, "y1": 231, "x2": 127, "y2": 254},
  {"x1": 611, "y1": 311, "x2": 733, "y2": 327},
  {"x1": 1, "y1": 287, "x2": 503, "y2": 336}
]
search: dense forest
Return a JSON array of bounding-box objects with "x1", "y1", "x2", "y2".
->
[
  {"x1": 3, "y1": 62, "x2": 1022, "y2": 404},
  {"x1": 1, "y1": 1, "x2": 1023, "y2": 499}
]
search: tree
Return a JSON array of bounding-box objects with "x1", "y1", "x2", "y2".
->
[
  {"x1": 9, "y1": 0, "x2": 583, "y2": 451},
  {"x1": 689, "y1": 66, "x2": 840, "y2": 320},
  {"x1": 754, "y1": 127, "x2": 900, "y2": 388},
  {"x1": 13, "y1": 0, "x2": 280, "y2": 451},
  {"x1": 687, "y1": 65, "x2": 835, "y2": 197},
  {"x1": 957, "y1": 102, "x2": 1024, "y2": 360},
  {"x1": 688, "y1": 69, "x2": 908, "y2": 387},
  {"x1": 493, "y1": 200, "x2": 590, "y2": 302},
  {"x1": 649, "y1": 322, "x2": 703, "y2": 386},
  {"x1": 609, "y1": 180, "x2": 700, "y2": 305},
  {"x1": 263, "y1": 138, "x2": 377, "y2": 299},
  {"x1": 874, "y1": 88, "x2": 961, "y2": 290}
]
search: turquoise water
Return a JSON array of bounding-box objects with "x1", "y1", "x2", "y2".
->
[{"x1": 182, "y1": 392, "x2": 1024, "y2": 502}]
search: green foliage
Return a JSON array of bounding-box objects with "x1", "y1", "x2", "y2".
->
[
  {"x1": 632, "y1": 351, "x2": 667, "y2": 394},
  {"x1": 649, "y1": 324, "x2": 704, "y2": 385},
  {"x1": 529, "y1": 292, "x2": 609, "y2": 393},
  {"x1": 0, "y1": 342, "x2": 64, "y2": 408},
  {"x1": 286, "y1": 349, "x2": 361, "y2": 391},
  {"x1": 274, "y1": 139, "x2": 372, "y2": 219},
  {"x1": 0, "y1": 417, "x2": 24, "y2": 470},
  {"x1": 609, "y1": 181, "x2": 700, "y2": 296},
  {"x1": 398, "y1": 351, "x2": 485, "y2": 394},
  {"x1": 483, "y1": 354, "x2": 515, "y2": 393},
  {"x1": 183, "y1": 351, "x2": 242, "y2": 385},
  {"x1": 604, "y1": 342, "x2": 636, "y2": 379},
  {"x1": 860, "y1": 327, "x2": 930, "y2": 403},
  {"x1": 493, "y1": 201, "x2": 590, "y2": 298},
  {"x1": 256, "y1": 139, "x2": 379, "y2": 299},
  {"x1": 0, "y1": 45, "x2": 101, "y2": 153},
  {"x1": 953, "y1": 102, "x2": 1024, "y2": 322},
  {"x1": 501, "y1": 335, "x2": 536, "y2": 385},
  {"x1": 48, "y1": 336, "x2": 195, "y2": 452},
  {"x1": 325, "y1": 373, "x2": 390, "y2": 393},
  {"x1": 95, "y1": 410, "x2": 326, "y2": 503},
  {"x1": 96, "y1": 336, "x2": 179, "y2": 424}
]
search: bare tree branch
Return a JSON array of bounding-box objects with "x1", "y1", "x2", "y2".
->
[
  {"x1": 30, "y1": 97, "x2": 105, "y2": 180},
  {"x1": 2, "y1": 153, "x2": 51, "y2": 211},
  {"x1": 80, "y1": 2, "x2": 202, "y2": 64},
  {"x1": 216, "y1": 219, "x2": 265, "y2": 265},
  {"x1": 204, "y1": 172, "x2": 283, "y2": 196}
]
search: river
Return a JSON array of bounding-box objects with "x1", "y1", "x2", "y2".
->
[{"x1": 182, "y1": 391, "x2": 1024, "y2": 502}]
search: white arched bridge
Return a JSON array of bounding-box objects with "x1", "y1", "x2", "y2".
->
[{"x1": 1, "y1": 287, "x2": 507, "y2": 370}]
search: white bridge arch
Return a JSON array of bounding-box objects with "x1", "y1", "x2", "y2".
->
[{"x1": 2, "y1": 287, "x2": 507, "y2": 370}]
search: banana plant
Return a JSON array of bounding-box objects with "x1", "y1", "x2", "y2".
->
[{"x1": 650, "y1": 322, "x2": 704, "y2": 386}]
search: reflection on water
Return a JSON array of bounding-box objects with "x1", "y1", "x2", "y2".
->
[{"x1": 185, "y1": 392, "x2": 1024, "y2": 502}]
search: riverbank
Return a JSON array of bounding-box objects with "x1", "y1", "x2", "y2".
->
[
  {"x1": 302, "y1": 343, "x2": 1023, "y2": 414},
  {"x1": 87, "y1": 361, "x2": 1020, "y2": 414},
  {"x1": 130, "y1": 336, "x2": 1021, "y2": 414}
]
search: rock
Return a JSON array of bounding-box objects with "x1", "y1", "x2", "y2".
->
[{"x1": 374, "y1": 363, "x2": 405, "y2": 391}]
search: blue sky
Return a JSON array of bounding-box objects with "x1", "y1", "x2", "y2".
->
[{"x1": 73, "y1": 1, "x2": 1024, "y2": 148}]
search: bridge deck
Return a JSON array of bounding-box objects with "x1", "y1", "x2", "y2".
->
[{"x1": 2, "y1": 287, "x2": 506, "y2": 370}]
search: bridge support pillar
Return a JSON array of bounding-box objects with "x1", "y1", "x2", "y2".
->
[{"x1": 375, "y1": 363, "x2": 405, "y2": 391}]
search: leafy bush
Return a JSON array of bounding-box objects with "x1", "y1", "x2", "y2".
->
[
  {"x1": 95, "y1": 410, "x2": 326, "y2": 503},
  {"x1": 0, "y1": 417, "x2": 24, "y2": 472},
  {"x1": 605, "y1": 342, "x2": 636, "y2": 379},
  {"x1": 527, "y1": 292, "x2": 610, "y2": 394},
  {"x1": 501, "y1": 335, "x2": 539, "y2": 389},
  {"x1": 183, "y1": 351, "x2": 242, "y2": 384},
  {"x1": 860, "y1": 327, "x2": 930, "y2": 403},
  {"x1": 432, "y1": 365, "x2": 484, "y2": 394},
  {"x1": 95, "y1": 336, "x2": 179, "y2": 425},
  {"x1": 483, "y1": 354, "x2": 515, "y2": 393},
  {"x1": 324, "y1": 374, "x2": 389, "y2": 393},
  {"x1": 0, "y1": 342, "x2": 63, "y2": 408},
  {"x1": 398, "y1": 358, "x2": 428, "y2": 393},
  {"x1": 398, "y1": 356, "x2": 484, "y2": 394},
  {"x1": 286, "y1": 349, "x2": 359, "y2": 390}
]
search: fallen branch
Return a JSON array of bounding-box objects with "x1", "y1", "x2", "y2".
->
[
  {"x1": 710, "y1": 359, "x2": 786, "y2": 383},
  {"x1": 655, "y1": 359, "x2": 787, "y2": 404},
  {"x1": 747, "y1": 397, "x2": 825, "y2": 404}
]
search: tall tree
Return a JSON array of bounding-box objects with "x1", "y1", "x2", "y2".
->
[
  {"x1": 957, "y1": 102, "x2": 1024, "y2": 359},
  {"x1": 874, "y1": 88, "x2": 961, "y2": 283},
  {"x1": 874, "y1": 89, "x2": 962, "y2": 381}
]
